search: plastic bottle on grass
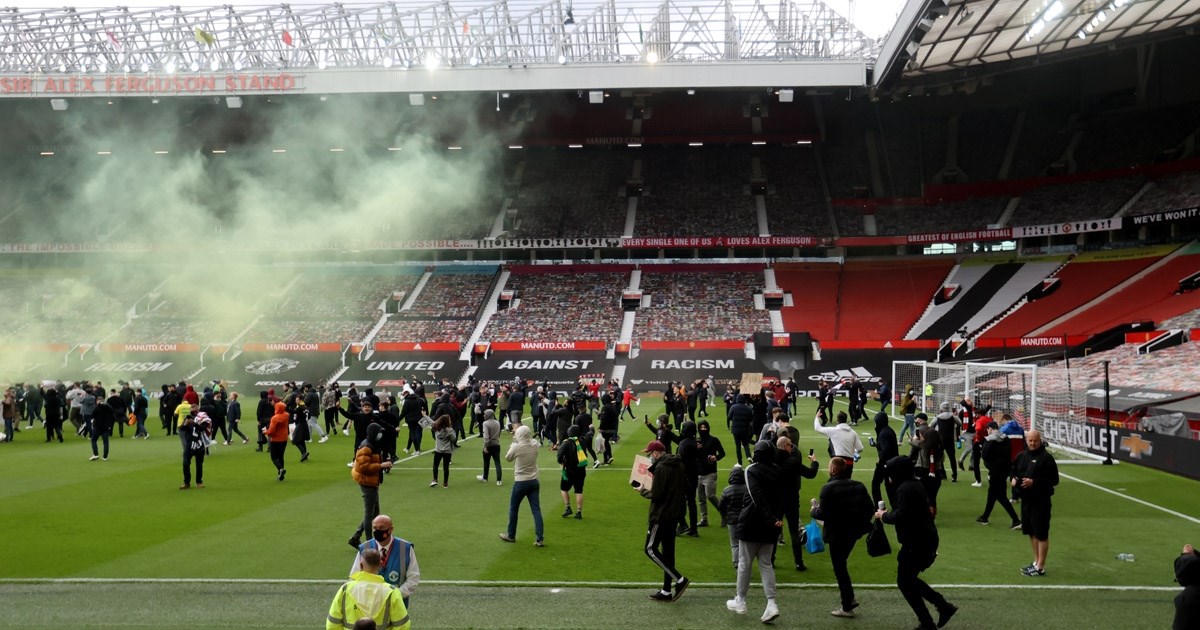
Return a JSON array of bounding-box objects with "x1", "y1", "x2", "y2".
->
[{"x1": 1115, "y1": 553, "x2": 1135, "y2": 562}]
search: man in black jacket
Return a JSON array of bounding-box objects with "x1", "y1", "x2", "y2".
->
[
  {"x1": 977, "y1": 421, "x2": 1020, "y2": 528},
  {"x1": 639, "y1": 440, "x2": 689, "y2": 603},
  {"x1": 675, "y1": 421, "x2": 701, "y2": 537},
  {"x1": 338, "y1": 402, "x2": 379, "y2": 465},
  {"x1": 728, "y1": 395, "x2": 754, "y2": 465},
  {"x1": 255, "y1": 391, "x2": 273, "y2": 452},
  {"x1": 1012, "y1": 429, "x2": 1058, "y2": 577},
  {"x1": 871, "y1": 411, "x2": 899, "y2": 506},
  {"x1": 1176, "y1": 543, "x2": 1200, "y2": 630},
  {"x1": 877, "y1": 456, "x2": 957, "y2": 630},
  {"x1": 775, "y1": 435, "x2": 818, "y2": 571},
  {"x1": 597, "y1": 393, "x2": 619, "y2": 465},
  {"x1": 88, "y1": 393, "x2": 116, "y2": 461},
  {"x1": 728, "y1": 440, "x2": 784, "y2": 624},
  {"x1": 812, "y1": 457, "x2": 873, "y2": 619},
  {"x1": 695, "y1": 420, "x2": 726, "y2": 527}
]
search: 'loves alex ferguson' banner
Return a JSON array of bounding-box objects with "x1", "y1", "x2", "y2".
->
[
  {"x1": 241, "y1": 343, "x2": 342, "y2": 353},
  {"x1": 373, "y1": 342, "x2": 460, "y2": 352},
  {"x1": 488, "y1": 341, "x2": 607, "y2": 351}
]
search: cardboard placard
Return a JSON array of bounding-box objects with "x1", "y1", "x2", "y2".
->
[
  {"x1": 739, "y1": 372, "x2": 764, "y2": 395},
  {"x1": 630, "y1": 454, "x2": 654, "y2": 491}
]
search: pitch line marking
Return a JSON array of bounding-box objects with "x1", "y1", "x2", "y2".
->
[
  {"x1": 0, "y1": 578, "x2": 1177, "y2": 591},
  {"x1": 1060, "y1": 471, "x2": 1200, "y2": 525}
]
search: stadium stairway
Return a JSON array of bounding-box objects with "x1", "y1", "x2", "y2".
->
[
  {"x1": 459, "y1": 269, "x2": 510, "y2": 362},
  {"x1": 400, "y1": 271, "x2": 433, "y2": 311},
  {"x1": 954, "y1": 258, "x2": 1066, "y2": 337},
  {"x1": 907, "y1": 262, "x2": 1026, "y2": 340}
]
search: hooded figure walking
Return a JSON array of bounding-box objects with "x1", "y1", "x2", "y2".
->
[{"x1": 350, "y1": 423, "x2": 393, "y2": 549}]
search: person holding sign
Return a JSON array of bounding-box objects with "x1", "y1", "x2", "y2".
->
[{"x1": 637, "y1": 440, "x2": 690, "y2": 603}]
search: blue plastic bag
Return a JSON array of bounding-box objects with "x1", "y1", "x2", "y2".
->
[{"x1": 804, "y1": 521, "x2": 825, "y2": 554}]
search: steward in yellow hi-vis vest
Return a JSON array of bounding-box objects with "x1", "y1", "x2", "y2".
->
[{"x1": 327, "y1": 548, "x2": 410, "y2": 630}]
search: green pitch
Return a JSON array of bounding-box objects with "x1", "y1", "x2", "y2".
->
[{"x1": 0, "y1": 397, "x2": 1193, "y2": 628}]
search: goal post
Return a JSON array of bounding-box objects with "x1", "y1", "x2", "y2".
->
[{"x1": 891, "y1": 359, "x2": 1107, "y2": 463}]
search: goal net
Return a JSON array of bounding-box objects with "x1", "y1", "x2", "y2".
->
[{"x1": 892, "y1": 360, "x2": 1106, "y2": 463}]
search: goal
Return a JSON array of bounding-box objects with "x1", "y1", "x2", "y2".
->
[{"x1": 892, "y1": 360, "x2": 1106, "y2": 463}]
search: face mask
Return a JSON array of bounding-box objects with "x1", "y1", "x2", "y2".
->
[{"x1": 372, "y1": 529, "x2": 390, "y2": 543}]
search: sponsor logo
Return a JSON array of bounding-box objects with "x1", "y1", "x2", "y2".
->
[
  {"x1": 255, "y1": 381, "x2": 293, "y2": 387},
  {"x1": 124, "y1": 343, "x2": 179, "y2": 352},
  {"x1": 805, "y1": 367, "x2": 882, "y2": 384},
  {"x1": 85, "y1": 362, "x2": 174, "y2": 373},
  {"x1": 365, "y1": 361, "x2": 446, "y2": 371},
  {"x1": 520, "y1": 342, "x2": 581, "y2": 350},
  {"x1": 649, "y1": 359, "x2": 735, "y2": 370},
  {"x1": 497, "y1": 360, "x2": 594, "y2": 370},
  {"x1": 1019, "y1": 337, "x2": 1062, "y2": 347},
  {"x1": 629, "y1": 379, "x2": 644, "y2": 385},
  {"x1": 1119, "y1": 433, "x2": 1153, "y2": 459},
  {"x1": 245, "y1": 358, "x2": 300, "y2": 375},
  {"x1": 265, "y1": 343, "x2": 319, "y2": 351}
]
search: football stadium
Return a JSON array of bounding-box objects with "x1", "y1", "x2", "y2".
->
[{"x1": 1, "y1": 0, "x2": 1199, "y2": 627}]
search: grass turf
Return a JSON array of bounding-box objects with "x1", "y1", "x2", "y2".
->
[{"x1": 0, "y1": 397, "x2": 1193, "y2": 628}]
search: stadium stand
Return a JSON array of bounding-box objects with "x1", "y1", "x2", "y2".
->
[
  {"x1": 635, "y1": 267, "x2": 769, "y2": 340},
  {"x1": 1052, "y1": 341, "x2": 1200, "y2": 392},
  {"x1": 835, "y1": 258, "x2": 956, "y2": 340},
  {"x1": 510, "y1": 147, "x2": 630, "y2": 238},
  {"x1": 760, "y1": 145, "x2": 832, "y2": 236},
  {"x1": 635, "y1": 146, "x2": 757, "y2": 237},
  {"x1": 957, "y1": 109, "x2": 1018, "y2": 183},
  {"x1": 1040, "y1": 244, "x2": 1200, "y2": 336},
  {"x1": 876, "y1": 107, "x2": 924, "y2": 198},
  {"x1": 981, "y1": 246, "x2": 1175, "y2": 339},
  {"x1": 483, "y1": 267, "x2": 629, "y2": 342},
  {"x1": 775, "y1": 262, "x2": 840, "y2": 341},
  {"x1": 1127, "y1": 171, "x2": 1200, "y2": 215},
  {"x1": 1008, "y1": 176, "x2": 1146, "y2": 226},
  {"x1": 404, "y1": 272, "x2": 495, "y2": 318},
  {"x1": 1160, "y1": 309, "x2": 1200, "y2": 331},
  {"x1": 875, "y1": 196, "x2": 1010, "y2": 235},
  {"x1": 374, "y1": 318, "x2": 475, "y2": 344},
  {"x1": 297, "y1": 271, "x2": 420, "y2": 319},
  {"x1": 1007, "y1": 104, "x2": 1076, "y2": 179},
  {"x1": 1073, "y1": 106, "x2": 1200, "y2": 173},
  {"x1": 833, "y1": 206, "x2": 867, "y2": 237},
  {"x1": 906, "y1": 259, "x2": 1068, "y2": 340},
  {"x1": 245, "y1": 318, "x2": 371, "y2": 344}
]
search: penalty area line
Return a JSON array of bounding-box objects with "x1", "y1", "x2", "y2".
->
[
  {"x1": 1060, "y1": 471, "x2": 1200, "y2": 525},
  {"x1": 0, "y1": 578, "x2": 1176, "y2": 591}
]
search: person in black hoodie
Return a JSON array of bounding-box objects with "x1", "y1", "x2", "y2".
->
[
  {"x1": 775, "y1": 435, "x2": 819, "y2": 571},
  {"x1": 43, "y1": 387, "x2": 63, "y2": 443},
  {"x1": 674, "y1": 421, "x2": 701, "y2": 537},
  {"x1": 401, "y1": 390, "x2": 428, "y2": 454},
  {"x1": 643, "y1": 414, "x2": 680, "y2": 455},
  {"x1": 977, "y1": 421, "x2": 1020, "y2": 528},
  {"x1": 871, "y1": 411, "x2": 899, "y2": 506},
  {"x1": 727, "y1": 440, "x2": 783, "y2": 623},
  {"x1": 812, "y1": 457, "x2": 873, "y2": 619},
  {"x1": 717, "y1": 464, "x2": 747, "y2": 570},
  {"x1": 728, "y1": 395, "x2": 754, "y2": 466},
  {"x1": 88, "y1": 394, "x2": 116, "y2": 461},
  {"x1": 597, "y1": 393, "x2": 619, "y2": 466},
  {"x1": 255, "y1": 391, "x2": 273, "y2": 452},
  {"x1": 1176, "y1": 543, "x2": 1200, "y2": 630},
  {"x1": 877, "y1": 456, "x2": 957, "y2": 630},
  {"x1": 696, "y1": 420, "x2": 726, "y2": 527},
  {"x1": 339, "y1": 401, "x2": 379, "y2": 465},
  {"x1": 161, "y1": 384, "x2": 180, "y2": 435},
  {"x1": 638, "y1": 439, "x2": 689, "y2": 603}
]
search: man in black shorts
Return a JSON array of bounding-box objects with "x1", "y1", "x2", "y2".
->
[{"x1": 1011, "y1": 429, "x2": 1058, "y2": 576}]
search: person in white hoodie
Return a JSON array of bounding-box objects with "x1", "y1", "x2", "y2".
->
[
  {"x1": 813, "y1": 411, "x2": 864, "y2": 478},
  {"x1": 498, "y1": 425, "x2": 544, "y2": 546}
]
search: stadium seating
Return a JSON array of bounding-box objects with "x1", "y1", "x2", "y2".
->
[
  {"x1": 907, "y1": 258, "x2": 1067, "y2": 340},
  {"x1": 957, "y1": 109, "x2": 1018, "y2": 183},
  {"x1": 1127, "y1": 171, "x2": 1200, "y2": 215},
  {"x1": 1160, "y1": 309, "x2": 1200, "y2": 330},
  {"x1": 761, "y1": 145, "x2": 832, "y2": 236},
  {"x1": 1041, "y1": 247, "x2": 1200, "y2": 336},
  {"x1": 405, "y1": 273, "x2": 494, "y2": 319},
  {"x1": 1008, "y1": 177, "x2": 1146, "y2": 226},
  {"x1": 635, "y1": 268, "x2": 769, "y2": 340},
  {"x1": 375, "y1": 318, "x2": 474, "y2": 344},
  {"x1": 1007, "y1": 104, "x2": 1075, "y2": 179},
  {"x1": 297, "y1": 271, "x2": 419, "y2": 319},
  {"x1": 245, "y1": 319, "x2": 371, "y2": 344},
  {"x1": 982, "y1": 247, "x2": 1172, "y2": 339},
  {"x1": 635, "y1": 147, "x2": 757, "y2": 237},
  {"x1": 510, "y1": 148, "x2": 630, "y2": 238},
  {"x1": 1053, "y1": 341, "x2": 1200, "y2": 392},
  {"x1": 1073, "y1": 106, "x2": 1200, "y2": 173},
  {"x1": 483, "y1": 269, "x2": 628, "y2": 342},
  {"x1": 835, "y1": 258, "x2": 955, "y2": 340},
  {"x1": 875, "y1": 197, "x2": 1010, "y2": 235},
  {"x1": 775, "y1": 262, "x2": 840, "y2": 341}
]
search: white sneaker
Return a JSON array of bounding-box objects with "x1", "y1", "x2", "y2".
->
[
  {"x1": 971, "y1": 482, "x2": 983, "y2": 487},
  {"x1": 830, "y1": 607, "x2": 855, "y2": 618},
  {"x1": 477, "y1": 475, "x2": 487, "y2": 483},
  {"x1": 342, "y1": 429, "x2": 349, "y2": 436},
  {"x1": 726, "y1": 598, "x2": 747, "y2": 615},
  {"x1": 761, "y1": 601, "x2": 780, "y2": 623},
  {"x1": 346, "y1": 462, "x2": 354, "y2": 468},
  {"x1": 497, "y1": 480, "x2": 502, "y2": 486},
  {"x1": 319, "y1": 436, "x2": 329, "y2": 443},
  {"x1": 402, "y1": 448, "x2": 409, "y2": 454},
  {"x1": 89, "y1": 455, "x2": 100, "y2": 461}
]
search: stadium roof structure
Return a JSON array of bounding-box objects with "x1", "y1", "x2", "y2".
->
[
  {"x1": 874, "y1": 0, "x2": 1200, "y2": 87},
  {"x1": 0, "y1": 0, "x2": 878, "y2": 97}
]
